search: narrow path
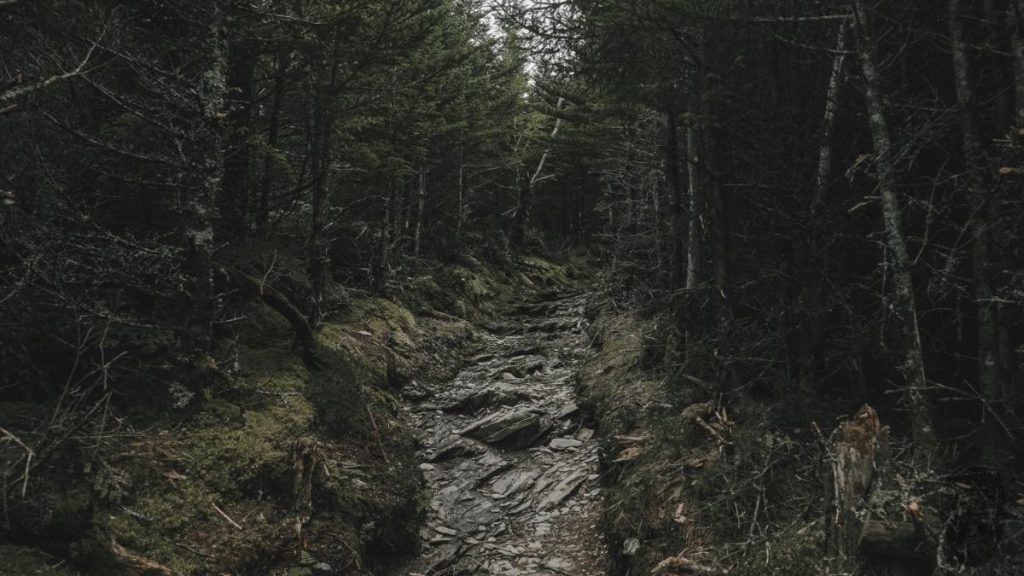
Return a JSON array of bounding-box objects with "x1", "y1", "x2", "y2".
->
[{"x1": 390, "y1": 290, "x2": 607, "y2": 576}]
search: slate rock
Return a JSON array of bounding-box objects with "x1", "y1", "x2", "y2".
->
[
  {"x1": 537, "y1": 472, "x2": 587, "y2": 510},
  {"x1": 459, "y1": 408, "x2": 551, "y2": 448},
  {"x1": 429, "y1": 439, "x2": 485, "y2": 462},
  {"x1": 442, "y1": 384, "x2": 531, "y2": 414},
  {"x1": 548, "y1": 437, "x2": 582, "y2": 450}
]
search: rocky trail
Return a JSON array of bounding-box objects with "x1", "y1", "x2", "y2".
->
[{"x1": 390, "y1": 290, "x2": 608, "y2": 576}]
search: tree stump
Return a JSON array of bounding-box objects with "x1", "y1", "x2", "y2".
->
[{"x1": 827, "y1": 404, "x2": 888, "y2": 558}]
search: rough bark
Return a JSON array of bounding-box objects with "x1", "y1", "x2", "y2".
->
[
  {"x1": 257, "y1": 49, "x2": 289, "y2": 235},
  {"x1": 510, "y1": 96, "x2": 565, "y2": 251},
  {"x1": 180, "y1": 2, "x2": 228, "y2": 366},
  {"x1": 373, "y1": 185, "x2": 394, "y2": 293},
  {"x1": 218, "y1": 41, "x2": 254, "y2": 242},
  {"x1": 685, "y1": 109, "x2": 704, "y2": 291},
  {"x1": 307, "y1": 35, "x2": 340, "y2": 326},
  {"x1": 799, "y1": 21, "x2": 849, "y2": 394},
  {"x1": 950, "y1": 0, "x2": 1006, "y2": 458},
  {"x1": 414, "y1": 165, "x2": 426, "y2": 257},
  {"x1": 457, "y1": 143, "x2": 465, "y2": 237},
  {"x1": 1011, "y1": 0, "x2": 1024, "y2": 125},
  {"x1": 665, "y1": 107, "x2": 686, "y2": 289},
  {"x1": 852, "y1": 0, "x2": 937, "y2": 457},
  {"x1": 705, "y1": 116, "x2": 738, "y2": 401},
  {"x1": 827, "y1": 405, "x2": 888, "y2": 558}
]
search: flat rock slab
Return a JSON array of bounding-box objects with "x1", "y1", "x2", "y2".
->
[
  {"x1": 537, "y1": 472, "x2": 587, "y2": 511},
  {"x1": 491, "y1": 467, "x2": 543, "y2": 497},
  {"x1": 429, "y1": 439, "x2": 485, "y2": 462},
  {"x1": 548, "y1": 437, "x2": 583, "y2": 450},
  {"x1": 442, "y1": 384, "x2": 531, "y2": 414},
  {"x1": 459, "y1": 408, "x2": 550, "y2": 448},
  {"x1": 489, "y1": 357, "x2": 546, "y2": 379}
]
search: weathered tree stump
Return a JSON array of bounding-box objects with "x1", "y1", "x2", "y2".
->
[{"x1": 827, "y1": 404, "x2": 888, "y2": 558}]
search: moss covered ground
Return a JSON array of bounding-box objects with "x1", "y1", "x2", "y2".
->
[
  {"x1": 577, "y1": 305, "x2": 828, "y2": 576},
  {"x1": 0, "y1": 256, "x2": 581, "y2": 576}
]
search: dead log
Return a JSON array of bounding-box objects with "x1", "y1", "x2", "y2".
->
[
  {"x1": 653, "y1": 554, "x2": 729, "y2": 576},
  {"x1": 110, "y1": 536, "x2": 173, "y2": 575}
]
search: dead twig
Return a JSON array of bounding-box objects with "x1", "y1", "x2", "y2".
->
[
  {"x1": 211, "y1": 501, "x2": 243, "y2": 530},
  {"x1": 366, "y1": 406, "x2": 390, "y2": 465},
  {"x1": 0, "y1": 426, "x2": 34, "y2": 497}
]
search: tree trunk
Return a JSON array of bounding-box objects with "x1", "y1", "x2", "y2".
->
[
  {"x1": 218, "y1": 41, "x2": 253, "y2": 242},
  {"x1": 258, "y1": 49, "x2": 289, "y2": 235},
  {"x1": 307, "y1": 36, "x2": 340, "y2": 326},
  {"x1": 374, "y1": 185, "x2": 394, "y2": 293},
  {"x1": 180, "y1": 1, "x2": 228, "y2": 370},
  {"x1": 685, "y1": 108, "x2": 704, "y2": 291},
  {"x1": 1011, "y1": 0, "x2": 1024, "y2": 126},
  {"x1": 852, "y1": 0, "x2": 937, "y2": 457},
  {"x1": 664, "y1": 106, "x2": 689, "y2": 389},
  {"x1": 510, "y1": 97, "x2": 564, "y2": 251},
  {"x1": 457, "y1": 142, "x2": 465, "y2": 238},
  {"x1": 950, "y1": 0, "x2": 1006, "y2": 458},
  {"x1": 665, "y1": 108, "x2": 686, "y2": 289},
  {"x1": 799, "y1": 21, "x2": 850, "y2": 394},
  {"x1": 705, "y1": 117, "x2": 738, "y2": 400},
  {"x1": 413, "y1": 165, "x2": 426, "y2": 257}
]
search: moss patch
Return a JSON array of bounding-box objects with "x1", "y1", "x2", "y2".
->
[{"x1": 0, "y1": 545, "x2": 79, "y2": 576}]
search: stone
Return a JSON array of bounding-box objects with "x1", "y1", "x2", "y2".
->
[
  {"x1": 548, "y1": 437, "x2": 582, "y2": 450},
  {"x1": 489, "y1": 357, "x2": 546, "y2": 379},
  {"x1": 537, "y1": 472, "x2": 587, "y2": 510},
  {"x1": 433, "y1": 524, "x2": 458, "y2": 536},
  {"x1": 555, "y1": 402, "x2": 579, "y2": 419},
  {"x1": 429, "y1": 439, "x2": 484, "y2": 462},
  {"x1": 507, "y1": 344, "x2": 544, "y2": 357},
  {"x1": 459, "y1": 408, "x2": 550, "y2": 448},
  {"x1": 492, "y1": 467, "x2": 542, "y2": 496},
  {"x1": 543, "y1": 557, "x2": 574, "y2": 572},
  {"x1": 400, "y1": 380, "x2": 433, "y2": 401},
  {"x1": 467, "y1": 352, "x2": 495, "y2": 364},
  {"x1": 443, "y1": 384, "x2": 531, "y2": 414}
]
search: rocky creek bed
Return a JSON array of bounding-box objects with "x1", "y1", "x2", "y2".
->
[{"x1": 389, "y1": 290, "x2": 608, "y2": 576}]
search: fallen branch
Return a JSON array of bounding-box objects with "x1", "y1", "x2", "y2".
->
[
  {"x1": 654, "y1": 554, "x2": 729, "y2": 575},
  {"x1": 0, "y1": 426, "x2": 34, "y2": 497},
  {"x1": 219, "y1": 263, "x2": 321, "y2": 369},
  {"x1": 211, "y1": 501, "x2": 243, "y2": 530},
  {"x1": 110, "y1": 536, "x2": 173, "y2": 575},
  {"x1": 366, "y1": 406, "x2": 390, "y2": 465}
]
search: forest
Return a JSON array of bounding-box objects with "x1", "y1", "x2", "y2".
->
[{"x1": 2, "y1": 0, "x2": 1024, "y2": 574}]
